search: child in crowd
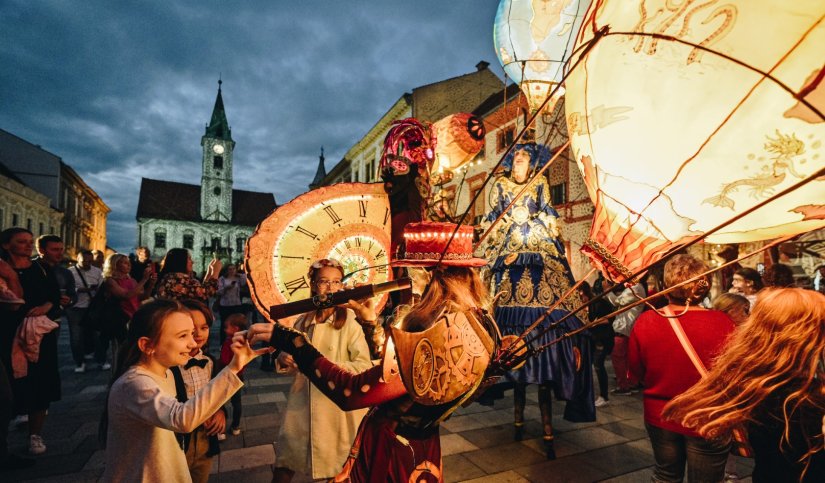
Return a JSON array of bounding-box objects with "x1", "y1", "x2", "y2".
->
[
  {"x1": 174, "y1": 299, "x2": 226, "y2": 483},
  {"x1": 220, "y1": 313, "x2": 248, "y2": 437},
  {"x1": 100, "y1": 298, "x2": 261, "y2": 483}
]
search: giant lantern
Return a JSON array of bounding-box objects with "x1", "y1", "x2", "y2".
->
[
  {"x1": 564, "y1": 0, "x2": 825, "y2": 281},
  {"x1": 494, "y1": 0, "x2": 591, "y2": 113}
]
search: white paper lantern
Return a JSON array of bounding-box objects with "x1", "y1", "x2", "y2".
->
[
  {"x1": 564, "y1": 0, "x2": 825, "y2": 280},
  {"x1": 494, "y1": 0, "x2": 591, "y2": 112}
]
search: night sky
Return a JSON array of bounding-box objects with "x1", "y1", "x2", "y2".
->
[{"x1": 0, "y1": 1, "x2": 505, "y2": 253}]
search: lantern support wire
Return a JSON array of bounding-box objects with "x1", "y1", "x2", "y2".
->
[
  {"x1": 432, "y1": 27, "x2": 610, "y2": 270},
  {"x1": 499, "y1": 165, "x2": 825, "y2": 362},
  {"x1": 500, "y1": 232, "x2": 797, "y2": 370}
]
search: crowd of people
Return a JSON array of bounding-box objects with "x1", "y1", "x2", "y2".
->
[{"x1": 1, "y1": 222, "x2": 823, "y2": 482}]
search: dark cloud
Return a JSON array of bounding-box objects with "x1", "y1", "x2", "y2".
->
[{"x1": 0, "y1": 0, "x2": 503, "y2": 252}]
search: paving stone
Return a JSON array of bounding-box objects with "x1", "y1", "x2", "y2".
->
[
  {"x1": 211, "y1": 464, "x2": 274, "y2": 482},
  {"x1": 599, "y1": 421, "x2": 649, "y2": 441},
  {"x1": 217, "y1": 443, "x2": 275, "y2": 472},
  {"x1": 457, "y1": 470, "x2": 531, "y2": 482},
  {"x1": 257, "y1": 391, "x2": 286, "y2": 403},
  {"x1": 443, "y1": 453, "x2": 487, "y2": 482},
  {"x1": 599, "y1": 466, "x2": 655, "y2": 482},
  {"x1": 567, "y1": 442, "x2": 653, "y2": 476},
  {"x1": 460, "y1": 423, "x2": 539, "y2": 449},
  {"x1": 440, "y1": 433, "x2": 480, "y2": 456},
  {"x1": 243, "y1": 427, "x2": 278, "y2": 447},
  {"x1": 626, "y1": 438, "x2": 654, "y2": 457},
  {"x1": 600, "y1": 401, "x2": 644, "y2": 420},
  {"x1": 520, "y1": 436, "x2": 587, "y2": 459},
  {"x1": 515, "y1": 456, "x2": 611, "y2": 482},
  {"x1": 556, "y1": 426, "x2": 630, "y2": 451},
  {"x1": 462, "y1": 441, "x2": 546, "y2": 474},
  {"x1": 441, "y1": 414, "x2": 488, "y2": 433},
  {"x1": 243, "y1": 413, "x2": 279, "y2": 431},
  {"x1": 82, "y1": 448, "x2": 106, "y2": 471}
]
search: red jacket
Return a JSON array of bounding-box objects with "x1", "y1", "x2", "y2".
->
[{"x1": 628, "y1": 308, "x2": 734, "y2": 436}]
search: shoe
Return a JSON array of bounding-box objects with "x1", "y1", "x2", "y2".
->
[
  {"x1": 29, "y1": 435, "x2": 46, "y2": 455},
  {"x1": 84, "y1": 353, "x2": 95, "y2": 361},
  {"x1": 543, "y1": 436, "x2": 556, "y2": 460},
  {"x1": 611, "y1": 388, "x2": 634, "y2": 396},
  {"x1": 101, "y1": 362, "x2": 112, "y2": 371},
  {"x1": 513, "y1": 422, "x2": 524, "y2": 442},
  {"x1": 74, "y1": 363, "x2": 86, "y2": 373},
  {"x1": 0, "y1": 453, "x2": 36, "y2": 470},
  {"x1": 724, "y1": 472, "x2": 739, "y2": 482},
  {"x1": 231, "y1": 427, "x2": 241, "y2": 436},
  {"x1": 594, "y1": 396, "x2": 609, "y2": 407},
  {"x1": 217, "y1": 433, "x2": 227, "y2": 441}
]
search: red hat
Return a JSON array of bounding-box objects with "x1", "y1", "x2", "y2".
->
[{"x1": 392, "y1": 221, "x2": 487, "y2": 267}]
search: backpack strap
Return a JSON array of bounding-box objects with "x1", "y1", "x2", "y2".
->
[{"x1": 170, "y1": 366, "x2": 191, "y2": 451}]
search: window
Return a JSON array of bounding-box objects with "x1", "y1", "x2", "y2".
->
[
  {"x1": 39, "y1": 223, "x2": 44, "y2": 235},
  {"x1": 0, "y1": 209, "x2": 4, "y2": 229},
  {"x1": 213, "y1": 155, "x2": 223, "y2": 170},
  {"x1": 213, "y1": 186, "x2": 221, "y2": 196},
  {"x1": 183, "y1": 234, "x2": 194, "y2": 250},
  {"x1": 236, "y1": 237, "x2": 246, "y2": 255},
  {"x1": 12, "y1": 213, "x2": 19, "y2": 226},
  {"x1": 154, "y1": 231, "x2": 166, "y2": 249},
  {"x1": 211, "y1": 237, "x2": 221, "y2": 250},
  {"x1": 550, "y1": 183, "x2": 567, "y2": 206},
  {"x1": 496, "y1": 126, "x2": 515, "y2": 153},
  {"x1": 26, "y1": 218, "x2": 32, "y2": 231}
]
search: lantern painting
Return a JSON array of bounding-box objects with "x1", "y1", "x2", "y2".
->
[
  {"x1": 564, "y1": 0, "x2": 825, "y2": 281},
  {"x1": 493, "y1": 0, "x2": 591, "y2": 113},
  {"x1": 432, "y1": 113, "x2": 486, "y2": 173}
]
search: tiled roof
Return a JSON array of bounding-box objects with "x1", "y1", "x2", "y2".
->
[{"x1": 136, "y1": 178, "x2": 276, "y2": 226}]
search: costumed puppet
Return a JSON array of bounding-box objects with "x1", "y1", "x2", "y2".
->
[
  {"x1": 479, "y1": 142, "x2": 595, "y2": 459},
  {"x1": 247, "y1": 221, "x2": 500, "y2": 483}
]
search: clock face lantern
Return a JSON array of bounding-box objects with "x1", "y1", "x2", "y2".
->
[
  {"x1": 245, "y1": 183, "x2": 393, "y2": 322},
  {"x1": 212, "y1": 144, "x2": 224, "y2": 154}
]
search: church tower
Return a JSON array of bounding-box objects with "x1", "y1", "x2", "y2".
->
[{"x1": 200, "y1": 80, "x2": 235, "y2": 222}]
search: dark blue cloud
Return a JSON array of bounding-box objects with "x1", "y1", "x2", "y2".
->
[{"x1": 0, "y1": 0, "x2": 503, "y2": 252}]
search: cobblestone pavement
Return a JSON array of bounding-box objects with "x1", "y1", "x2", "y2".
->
[{"x1": 5, "y1": 323, "x2": 755, "y2": 482}]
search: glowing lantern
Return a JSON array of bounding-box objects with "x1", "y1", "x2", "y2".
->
[
  {"x1": 564, "y1": 0, "x2": 825, "y2": 281},
  {"x1": 493, "y1": 0, "x2": 591, "y2": 112},
  {"x1": 432, "y1": 113, "x2": 486, "y2": 173}
]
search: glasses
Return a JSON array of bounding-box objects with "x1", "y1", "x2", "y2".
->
[{"x1": 314, "y1": 279, "x2": 343, "y2": 289}]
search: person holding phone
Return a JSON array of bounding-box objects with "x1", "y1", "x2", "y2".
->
[{"x1": 216, "y1": 264, "x2": 246, "y2": 342}]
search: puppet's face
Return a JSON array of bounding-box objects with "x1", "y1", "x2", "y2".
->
[{"x1": 512, "y1": 149, "x2": 531, "y2": 182}]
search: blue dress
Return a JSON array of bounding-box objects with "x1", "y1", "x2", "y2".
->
[{"x1": 482, "y1": 174, "x2": 594, "y2": 421}]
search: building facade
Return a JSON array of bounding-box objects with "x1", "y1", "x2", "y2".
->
[
  {"x1": 0, "y1": 161, "x2": 63, "y2": 237},
  {"x1": 135, "y1": 82, "x2": 277, "y2": 274},
  {"x1": 0, "y1": 128, "x2": 109, "y2": 257},
  {"x1": 322, "y1": 62, "x2": 504, "y2": 186}
]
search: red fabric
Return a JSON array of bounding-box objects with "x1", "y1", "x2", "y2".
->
[
  {"x1": 305, "y1": 358, "x2": 443, "y2": 482},
  {"x1": 612, "y1": 335, "x2": 638, "y2": 390},
  {"x1": 219, "y1": 338, "x2": 241, "y2": 377},
  {"x1": 628, "y1": 309, "x2": 734, "y2": 436},
  {"x1": 114, "y1": 277, "x2": 140, "y2": 318}
]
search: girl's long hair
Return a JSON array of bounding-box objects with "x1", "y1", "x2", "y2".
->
[
  {"x1": 663, "y1": 288, "x2": 825, "y2": 474},
  {"x1": 102, "y1": 253, "x2": 127, "y2": 279},
  {"x1": 99, "y1": 299, "x2": 187, "y2": 446},
  {"x1": 401, "y1": 266, "x2": 490, "y2": 332},
  {"x1": 159, "y1": 248, "x2": 190, "y2": 279}
]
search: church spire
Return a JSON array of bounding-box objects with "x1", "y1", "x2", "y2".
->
[
  {"x1": 309, "y1": 147, "x2": 327, "y2": 190},
  {"x1": 205, "y1": 79, "x2": 232, "y2": 141}
]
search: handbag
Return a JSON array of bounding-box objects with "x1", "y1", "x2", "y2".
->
[
  {"x1": 84, "y1": 281, "x2": 130, "y2": 339},
  {"x1": 664, "y1": 306, "x2": 754, "y2": 457}
]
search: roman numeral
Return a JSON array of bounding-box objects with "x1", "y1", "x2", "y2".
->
[
  {"x1": 358, "y1": 200, "x2": 368, "y2": 218},
  {"x1": 276, "y1": 255, "x2": 305, "y2": 260},
  {"x1": 355, "y1": 237, "x2": 362, "y2": 248},
  {"x1": 374, "y1": 249, "x2": 385, "y2": 260},
  {"x1": 383, "y1": 207, "x2": 390, "y2": 226},
  {"x1": 295, "y1": 226, "x2": 317, "y2": 239},
  {"x1": 344, "y1": 239, "x2": 351, "y2": 250},
  {"x1": 334, "y1": 247, "x2": 343, "y2": 255},
  {"x1": 323, "y1": 206, "x2": 342, "y2": 224},
  {"x1": 376, "y1": 265, "x2": 387, "y2": 274},
  {"x1": 284, "y1": 277, "x2": 309, "y2": 296}
]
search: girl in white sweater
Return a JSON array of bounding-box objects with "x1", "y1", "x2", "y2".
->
[{"x1": 100, "y1": 298, "x2": 262, "y2": 482}]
